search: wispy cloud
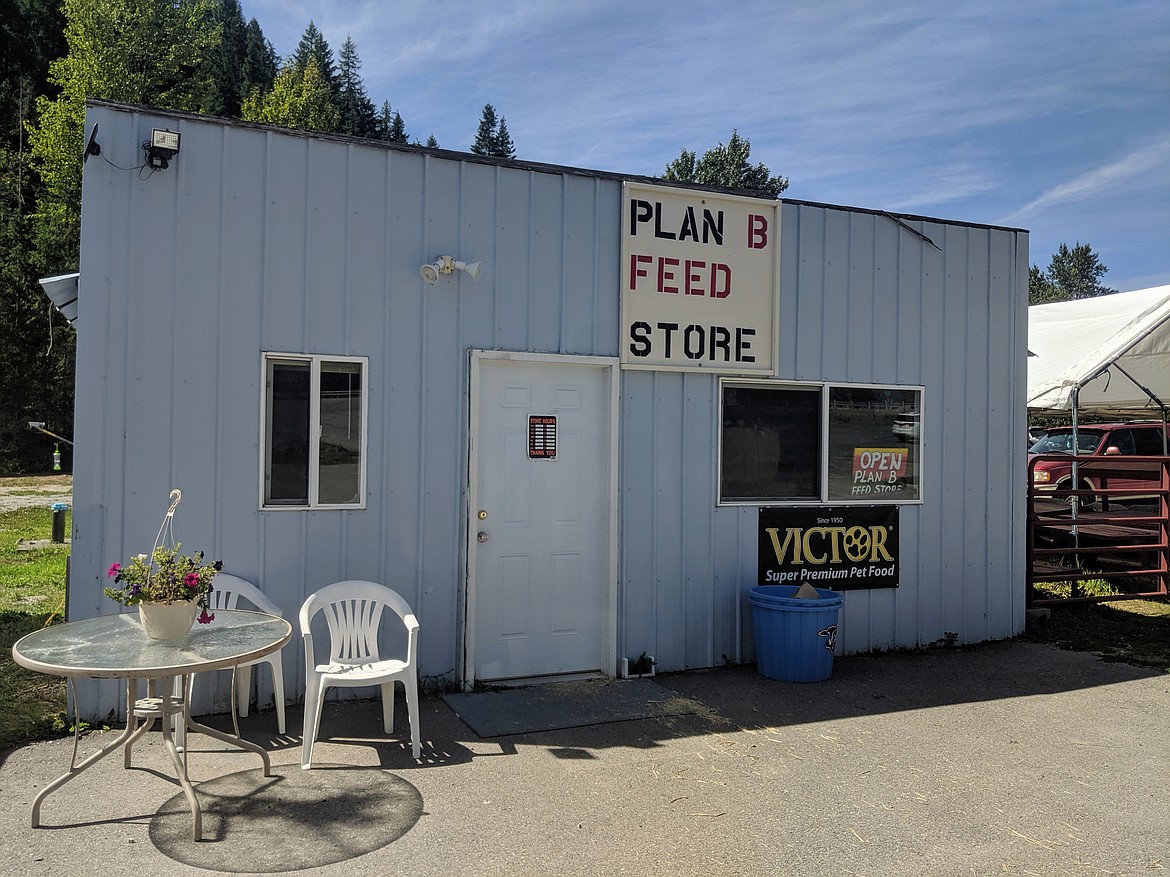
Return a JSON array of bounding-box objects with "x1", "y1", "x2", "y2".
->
[
  {"x1": 1002, "y1": 137, "x2": 1170, "y2": 224},
  {"x1": 239, "y1": 0, "x2": 1170, "y2": 289}
]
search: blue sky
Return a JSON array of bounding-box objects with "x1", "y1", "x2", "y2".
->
[{"x1": 241, "y1": 0, "x2": 1169, "y2": 292}]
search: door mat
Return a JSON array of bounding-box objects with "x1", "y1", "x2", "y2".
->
[{"x1": 442, "y1": 677, "x2": 699, "y2": 738}]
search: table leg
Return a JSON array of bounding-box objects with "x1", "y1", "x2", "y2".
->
[
  {"x1": 184, "y1": 715, "x2": 272, "y2": 776},
  {"x1": 32, "y1": 677, "x2": 139, "y2": 828},
  {"x1": 159, "y1": 674, "x2": 202, "y2": 841},
  {"x1": 181, "y1": 664, "x2": 271, "y2": 776},
  {"x1": 123, "y1": 677, "x2": 160, "y2": 768}
]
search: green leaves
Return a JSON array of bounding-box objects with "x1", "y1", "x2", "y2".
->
[
  {"x1": 663, "y1": 130, "x2": 788, "y2": 198},
  {"x1": 1028, "y1": 242, "x2": 1117, "y2": 304},
  {"x1": 241, "y1": 60, "x2": 341, "y2": 132}
]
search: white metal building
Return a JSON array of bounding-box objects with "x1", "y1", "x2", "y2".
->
[{"x1": 65, "y1": 101, "x2": 1029, "y2": 718}]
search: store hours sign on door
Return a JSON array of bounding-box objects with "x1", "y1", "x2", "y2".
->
[{"x1": 620, "y1": 182, "x2": 779, "y2": 375}]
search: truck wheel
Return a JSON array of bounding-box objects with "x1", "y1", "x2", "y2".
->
[{"x1": 1055, "y1": 479, "x2": 1096, "y2": 511}]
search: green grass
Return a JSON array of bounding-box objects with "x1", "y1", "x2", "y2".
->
[
  {"x1": 1031, "y1": 576, "x2": 1120, "y2": 600},
  {"x1": 0, "y1": 506, "x2": 70, "y2": 751}
]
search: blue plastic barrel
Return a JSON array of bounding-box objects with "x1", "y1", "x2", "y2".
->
[{"x1": 749, "y1": 585, "x2": 844, "y2": 682}]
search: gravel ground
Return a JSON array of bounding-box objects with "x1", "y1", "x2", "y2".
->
[{"x1": 0, "y1": 475, "x2": 73, "y2": 514}]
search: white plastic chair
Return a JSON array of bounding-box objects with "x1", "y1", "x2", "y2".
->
[
  {"x1": 180, "y1": 574, "x2": 287, "y2": 734},
  {"x1": 299, "y1": 580, "x2": 421, "y2": 768}
]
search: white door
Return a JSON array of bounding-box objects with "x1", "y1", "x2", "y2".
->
[{"x1": 471, "y1": 355, "x2": 615, "y2": 682}]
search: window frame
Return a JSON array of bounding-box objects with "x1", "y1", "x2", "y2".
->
[
  {"x1": 259, "y1": 352, "x2": 369, "y2": 510},
  {"x1": 718, "y1": 378, "x2": 924, "y2": 507}
]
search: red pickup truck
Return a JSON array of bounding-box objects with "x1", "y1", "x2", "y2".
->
[{"x1": 1028, "y1": 422, "x2": 1169, "y2": 508}]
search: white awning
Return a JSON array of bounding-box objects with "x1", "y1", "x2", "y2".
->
[{"x1": 1027, "y1": 285, "x2": 1170, "y2": 415}]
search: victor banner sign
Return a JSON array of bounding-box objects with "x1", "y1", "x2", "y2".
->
[
  {"x1": 758, "y1": 506, "x2": 900, "y2": 590},
  {"x1": 620, "y1": 182, "x2": 778, "y2": 375}
]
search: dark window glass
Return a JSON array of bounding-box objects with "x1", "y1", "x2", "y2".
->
[
  {"x1": 1132, "y1": 427, "x2": 1167, "y2": 456},
  {"x1": 1104, "y1": 428, "x2": 1136, "y2": 455},
  {"x1": 721, "y1": 385, "x2": 821, "y2": 502},
  {"x1": 266, "y1": 362, "x2": 310, "y2": 504}
]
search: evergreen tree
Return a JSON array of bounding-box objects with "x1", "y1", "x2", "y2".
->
[
  {"x1": 0, "y1": 0, "x2": 73, "y2": 473},
  {"x1": 292, "y1": 21, "x2": 338, "y2": 101},
  {"x1": 241, "y1": 59, "x2": 340, "y2": 132},
  {"x1": 374, "y1": 102, "x2": 408, "y2": 144},
  {"x1": 424, "y1": 134, "x2": 438, "y2": 148},
  {"x1": 374, "y1": 101, "x2": 392, "y2": 139},
  {"x1": 663, "y1": 130, "x2": 787, "y2": 197},
  {"x1": 493, "y1": 116, "x2": 515, "y2": 159},
  {"x1": 336, "y1": 36, "x2": 375, "y2": 137},
  {"x1": 241, "y1": 18, "x2": 278, "y2": 100},
  {"x1": 1028, "y1": 243, "x2": 1117, "y2": 304},
  {"x1": 200, "y1": 0, "x2": 248, "y2": 117},
  {"x1": 471, "y1": 104, "x2": 515, "y2": 158},
  {"x1": 471, "y1": 103, "x2": 498, "y2": 155},
  {"x1": 0, "y1": 0, "x2": 66, "y2": 149},
  {"x1": 389, "y1": 112, "x2": 408, "y2": 144}
]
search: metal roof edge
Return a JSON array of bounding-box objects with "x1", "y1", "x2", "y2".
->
[{"x1": 86, "y1": 99, "x2": 1026, "y2": 235}]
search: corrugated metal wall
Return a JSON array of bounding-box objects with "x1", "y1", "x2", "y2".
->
[
  {"x1": 72, "y1": 103, "x2": 1026, "y2": 718},
  {"x1": 619, "y1": 205, "x2": 1029, "y2": 669}
]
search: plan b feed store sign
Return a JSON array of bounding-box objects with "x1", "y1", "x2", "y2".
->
[{"x1": 621, "y1": 182, "x2": 778, "y2": 375}]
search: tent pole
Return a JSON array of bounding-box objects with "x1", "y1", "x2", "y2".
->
[
  {"x1": 1070, "y1": 386, "x2": 1081, "y2": 567},
  {"x1": 1105, "y1": 361, "x2": 1169, "y2": 453}
]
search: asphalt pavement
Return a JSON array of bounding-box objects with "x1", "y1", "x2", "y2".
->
[{"x1": 1, "y1": 639, "x2": 1166, "y2": 876}]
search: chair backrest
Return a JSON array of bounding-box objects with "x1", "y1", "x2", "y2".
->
[
  {"x1": 210, "y1": 573, "x2": 282, "y2": 615},
  {"x1": 299, "y1": 580, "x2": 418, "y2": 666}
]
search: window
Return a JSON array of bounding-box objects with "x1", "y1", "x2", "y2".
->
[
  {"x1": 1132, "y1": 426, "x2": 1168, "y2": 456},
  {"x1": 720, "y1": 380, "x2": 923, "y2": 505},
  {"x1": 262, "y1": 354, "x2": 367, "y2": 508},
  {"x1": 721, "y1": 384, "x2": 821, "y2": 502}
]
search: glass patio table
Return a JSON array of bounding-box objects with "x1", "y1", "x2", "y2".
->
[{"x1": 11, "y1": 608, "x2": 292, "y2": 841}]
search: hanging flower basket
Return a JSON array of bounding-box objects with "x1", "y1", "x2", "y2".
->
[{"x1": 103, "y1": 489, "x2": 221, "y2": 639}]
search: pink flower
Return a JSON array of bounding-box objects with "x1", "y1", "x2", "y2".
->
[
  {"x1": 184, "y1": 572, "x2": 200, "y2": 588},
  {"x1": 198, "y1": 609, "x2": 215, "y2": 625},
  {"x1": 107, "y1": 563, "x2": 121, "y2": 578}
]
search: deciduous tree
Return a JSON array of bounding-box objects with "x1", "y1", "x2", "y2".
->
[
  {"x1": 240, "y1": 59, "x2": 340, "y2": 132},
  {"x1": 1028, "y1": 243, "x2": 1117, "y2": 304},
  {"x1": 663, "y1": 130, "x2": 787, "y2": 197},
  {"x1": 27, "y1": 0, "x2": 220, "y2": 269}
]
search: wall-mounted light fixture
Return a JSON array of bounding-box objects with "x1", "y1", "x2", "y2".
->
[
  {"x1": 143, "y1": 128, "x2": 180, "y2": 170},
  {"x1": 421, "y1": 255, "x2": 482, "y2": 285}
]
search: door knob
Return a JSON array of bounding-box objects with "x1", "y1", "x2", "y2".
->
[{"x1": 477, "y1": 532, "x2": 489, "y2": 543}]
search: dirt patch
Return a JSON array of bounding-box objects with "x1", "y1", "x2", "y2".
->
[{"x1": 0, "y1": 475, "x2": 73, "y2": 514}]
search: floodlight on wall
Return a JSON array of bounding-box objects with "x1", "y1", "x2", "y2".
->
[
  {"x1": 421, "y1": 261, "x2": 442, "y2": 284},
  {"x1": 143, "y1": 128, "x2": 180, "y2": 170},
  {"x1": 421, "y1": 255, "x2": 482, "y2": 285}
]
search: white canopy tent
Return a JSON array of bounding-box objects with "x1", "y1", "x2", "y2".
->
[{"x1": 1028, "y1": 284, "x2": 1170, "y2": 417}]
